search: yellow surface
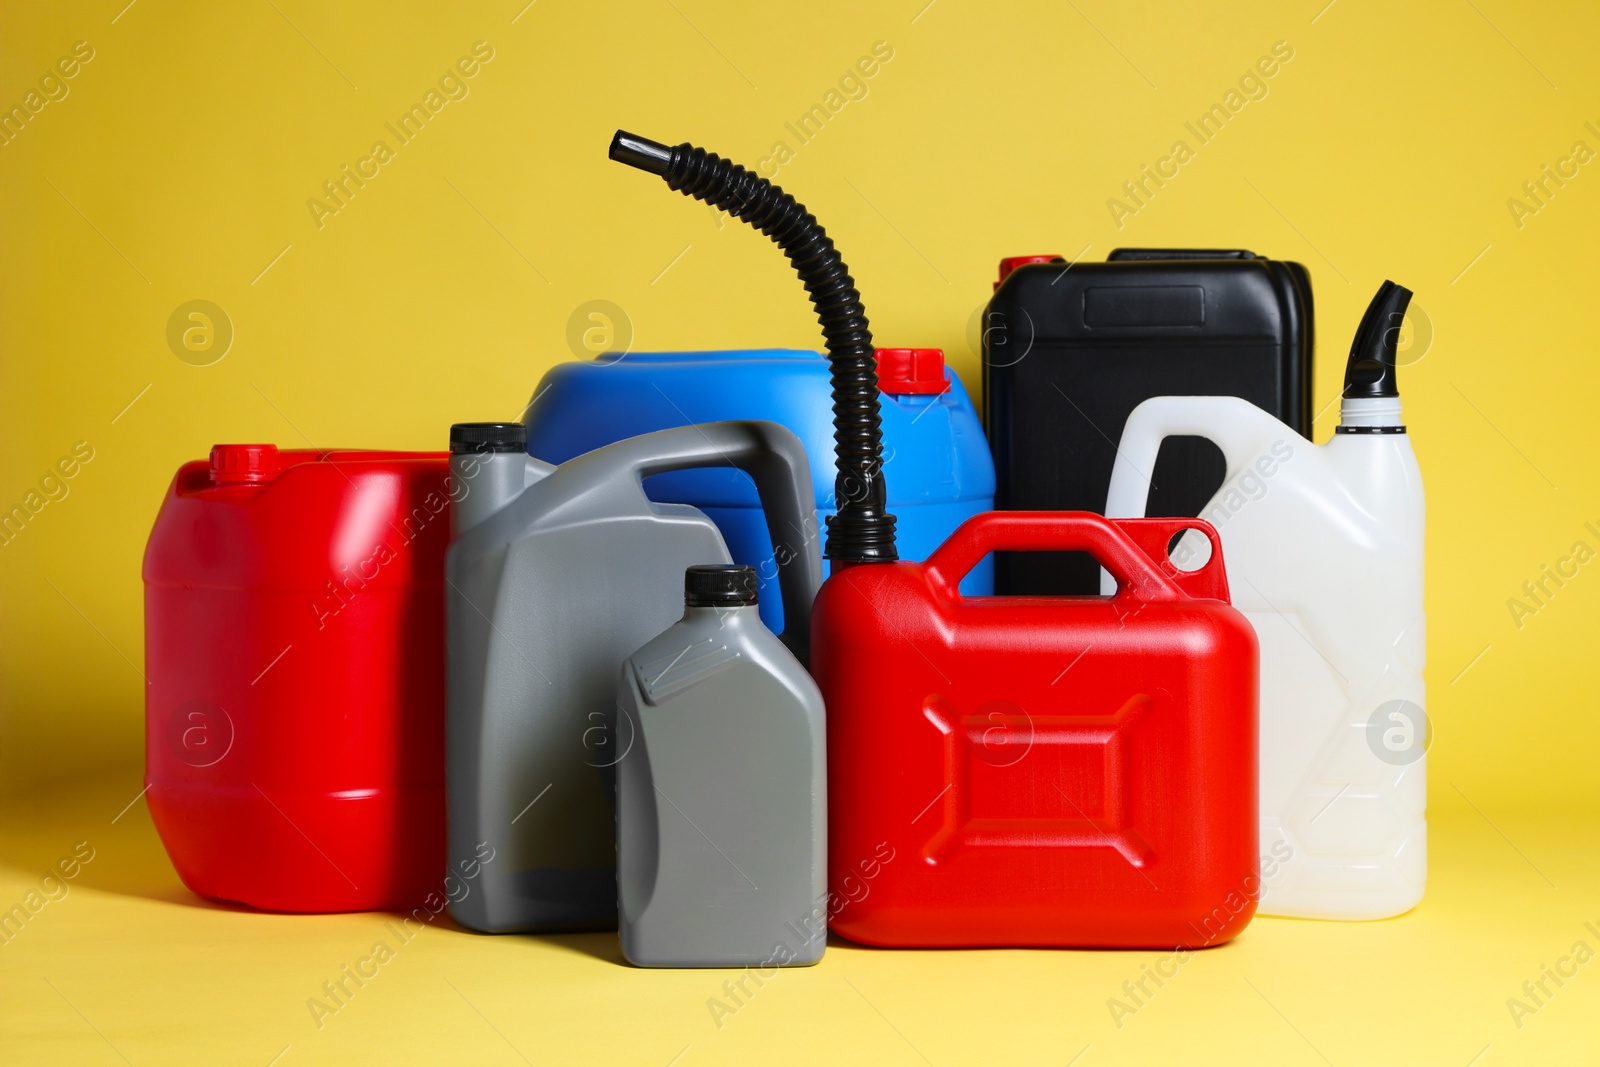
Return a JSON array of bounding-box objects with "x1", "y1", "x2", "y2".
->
[
  {"x1": 2, "y1": 0, "x2": 1597, "y2": 1062},
  {"x1": 1, "y1": 779, "x2": 1595, "y2": 1064}
]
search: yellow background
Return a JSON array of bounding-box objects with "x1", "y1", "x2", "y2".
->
[{"x1": 1, "y1": 0, "x2": 1596, "y2": 1063}]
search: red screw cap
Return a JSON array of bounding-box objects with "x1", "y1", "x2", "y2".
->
[
  {"x1": 995, "y1": 254, "x2": 1063, "y2": 290},
  {"x1": 210, "y1": 444, "x2": 283, "y2": 484},
  {"x1": 875, "y1": 349, "x2": 950, "y2": 396}
]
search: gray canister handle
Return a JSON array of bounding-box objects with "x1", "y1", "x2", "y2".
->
[{"x1": 551, "y1": 420, "x2": 822, "y2": 665}]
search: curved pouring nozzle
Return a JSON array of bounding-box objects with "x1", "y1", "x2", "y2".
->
[
  {"x1": 607, "y1": 127, "x2": 899, "y2": 565},
  {"x1": 1342, "y1": 281, "x2": 1414, "y2": 399}
]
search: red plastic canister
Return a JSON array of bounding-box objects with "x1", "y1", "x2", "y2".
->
[
  {"x1": 143, "y1": 445, "x2": 451, "y2": 912},
  {"x1": 812, "y1": 511, "x2": 1259, "y2": 948}
]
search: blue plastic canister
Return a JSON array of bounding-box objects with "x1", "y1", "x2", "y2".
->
[{"x1": 523, "y1": 347, "x2": 995, "y2": 630}]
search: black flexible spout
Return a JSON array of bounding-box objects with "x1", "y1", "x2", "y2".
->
[{"x1": 609, "y1": 130, "x2": 898, "y2": 564}]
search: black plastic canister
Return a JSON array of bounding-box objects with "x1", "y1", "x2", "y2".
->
[{"x1": 983, "y1": 248, "x2": 1314, "y2": 595}]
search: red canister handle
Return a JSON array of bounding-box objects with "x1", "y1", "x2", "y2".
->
[{"x1": 923, "y1": 511, "x2": 1228, "y2": 603}]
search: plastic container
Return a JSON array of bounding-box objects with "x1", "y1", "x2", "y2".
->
[
  {"x1": 1104, "y1": 281, "x2": 1426, "y2": 920},
  {"x1": 611, "y1": 130, "x2": 1261, "y2": 950},
  {"x1": 523, "y1": 346, "x2": 996, "y2": 630},
  {"x1": 445, "y1": 420, "x2": 821, "y2": 934},
  {"x1": 143, "y1": 445, "x2": 450, "y2": 912},
  {"x1": 984, "y1": 248, "x2": 1314, "y2": 594},
  {"x1": 617, "y1": 564, "x2": 825, "y2": 968},
  {"x1": 813, "y1": 513, "x2": 1260, "y2": 947}
]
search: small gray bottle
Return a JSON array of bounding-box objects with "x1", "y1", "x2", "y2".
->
[{"x1": 617, "y1": 565, "x2": 826, "y2": 968}]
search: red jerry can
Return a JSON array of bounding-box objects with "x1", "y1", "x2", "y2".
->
[
  {"x1": 812, "y1": 511, "x2": 1259, "y2": 948},
  {"x1": 143, "y1": 445, "x2": 451, "y2": 912}
]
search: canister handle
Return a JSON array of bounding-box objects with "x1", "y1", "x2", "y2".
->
[
  {"x1": 553, "y1": 420, "x2": 822, "y2": 664},
  {"x1": 923, "y1": 511, "x2": 1229, "y2": 603}
]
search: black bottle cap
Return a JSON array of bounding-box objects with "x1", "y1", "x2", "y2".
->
[
  {"x1": 1342, "y1": 281, "x2": 1413, "y2": 399},
  {"x1": 450, "y1": 422, "x2": 527, "y2": 454},
  {"x1": 685, "y1": 564, "x2": 758, "y2": 607}
]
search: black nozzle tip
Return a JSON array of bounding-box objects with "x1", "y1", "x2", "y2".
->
[
  {"x1": 1342, "y1": 280, "x2": 1414, "y2": 399},
  {"x1": 610, "y1": 130, "x2": 674, "y2": 176}
]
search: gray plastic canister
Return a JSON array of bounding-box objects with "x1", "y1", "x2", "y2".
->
[{"x1": 445, "y1": 421, "x2": 821, "y2": 934}]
